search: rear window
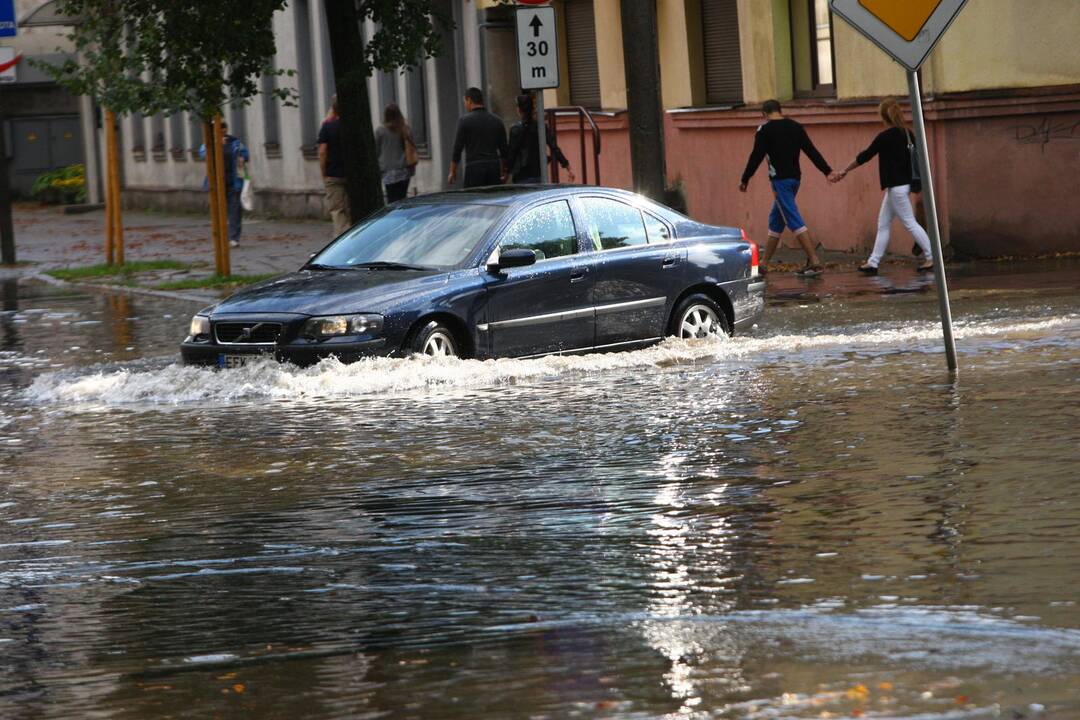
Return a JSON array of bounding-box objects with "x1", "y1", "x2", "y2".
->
[{"x1": 313, "y1": 203, "x2": 507, "y2": 269}]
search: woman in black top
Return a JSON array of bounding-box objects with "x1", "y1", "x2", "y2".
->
[
  {"x1": 832, "y1": 98, "x2": 934, "y2": 274},
  {"x1": 506, "y1": 94, "x2": 574, "y2": 184}
]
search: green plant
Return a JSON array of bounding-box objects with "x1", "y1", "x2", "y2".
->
[{"x1": 31, "y1": 164, "x2": 87, "y2": 205}]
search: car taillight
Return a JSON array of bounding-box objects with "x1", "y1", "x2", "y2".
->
[{"x1": 743, "y1": 229, "x2": 759, "y2": 277}]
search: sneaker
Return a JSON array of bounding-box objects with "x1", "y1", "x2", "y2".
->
[
  {"x1": 916, "y1": 261, "x2": 934, "y2": 273},
  {"x1": 857, "y1": 264, "x2": 878, "y2": 275},
  {"x1": 796, "y1": 265, "x2": 823, "y2": 277},
  {"x1": 229, "y1": 240, "x2": 239, "y2": 248}
]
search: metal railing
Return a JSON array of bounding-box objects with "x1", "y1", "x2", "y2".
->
[{"x1": 544, "y1": 106, "x2": 602, "y2": 186}]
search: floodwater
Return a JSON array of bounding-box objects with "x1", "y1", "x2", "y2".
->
[{"x1": 1, "y1": 265, "x2": 1078, "y2": 719}]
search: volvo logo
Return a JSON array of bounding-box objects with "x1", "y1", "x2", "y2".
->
[{"x1": 239, "y1": 323, "x2": 265, "y2": 341}]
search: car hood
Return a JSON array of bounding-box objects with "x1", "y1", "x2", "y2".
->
[{"x1": 210, "y1": 268, "x2": 448, "y2": 316}]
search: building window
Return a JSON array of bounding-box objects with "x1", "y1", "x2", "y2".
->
[
  {"x1": 261, "y1": 71, "x2": 281, "y2": 155},
  {"x1": 131, "y1": 113, "x2": 146, "y2": 156},
  {"x1": 405, "y1": 65, "x2": 429, "y2": 154},
  {"x1": 228, "y1": 103, "x2": 247, "y2": 144},
  {"x1": 791, "y1": 0, "x2": 835, "y2": 96},
  {"x1": 564, "y1": 0, "x2": 601, "y2": 109},
  {"x1": 168, "y1": 113, "x2": 185, "y2": 160},
  {"x1": 188, "y1": 112, "x2": 204, "y2": 152},
  {"x1": 701, "y1": 0, "x2": 744, "y2": 106},
  {"x1": 294, "y1": 0, "x2": 319, "y2": 154}
]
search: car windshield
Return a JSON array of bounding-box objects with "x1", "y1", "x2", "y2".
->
[{"x1": 311, "y1": 203, "x2": 507, "y2": 270}]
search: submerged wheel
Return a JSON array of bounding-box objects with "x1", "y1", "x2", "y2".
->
[
  {"x1": 411, "y1": 320, "x2": 460, "y2": 358},
  {"x1": 669, "y1": 294, "x2": 731, "y2": 339}
]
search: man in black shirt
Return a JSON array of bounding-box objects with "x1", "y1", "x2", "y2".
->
[
  {"x1": 739, "y1": 99, "x2": 832, "y2": 275},
  {"x1": 318, "y1": 96, "x2": 350, "y2": 236},
  {"x1": 447, "y1": 88, "x2": 508, "y2": 188}
]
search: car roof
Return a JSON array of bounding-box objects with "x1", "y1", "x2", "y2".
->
[{"x1": 396, "y1": 184, "x2": 646, "y2": 209}]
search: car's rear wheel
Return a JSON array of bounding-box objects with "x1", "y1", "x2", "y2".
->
[
  {"x1": 411, "y1": 320, "x2": 460, "y2": 358},
  {"x1": 669, "y1": 294, "x2": 731, "y2": 339}
]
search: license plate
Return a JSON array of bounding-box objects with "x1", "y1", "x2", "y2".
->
[{"x1": 218, "y1": 353, "x2": 253, "y2": 369}]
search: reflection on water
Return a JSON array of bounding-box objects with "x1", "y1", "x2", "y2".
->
[{"x1": 0, "y1": 277, "x2": 1078, "y2": 719}]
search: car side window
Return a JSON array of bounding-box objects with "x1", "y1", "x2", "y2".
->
[
  {"x1": 581, "y1": 197, "x2": 648, "y2": 251},
  {"x1": 498, "y1": 201, "x2": 577, "y2": 261},
  {"x1": 644, "y1": 212, "x2": 671, "y2": 244}
]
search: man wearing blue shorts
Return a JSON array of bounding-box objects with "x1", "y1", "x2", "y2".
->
[{"x1": 739, "y1": 99, "x2": 832, "y2": 276}]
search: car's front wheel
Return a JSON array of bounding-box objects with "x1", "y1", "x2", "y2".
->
[
  {"x1": 410, "y1": 320, "x2": 460, "y2": 358},
  {"x1": 669, "y1": 294, "x2": 731, "y2": 339}
]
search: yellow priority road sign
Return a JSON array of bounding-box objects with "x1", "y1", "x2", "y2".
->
[{"x1": 830, "y1": 0, "x2": 967, "y2": 72}]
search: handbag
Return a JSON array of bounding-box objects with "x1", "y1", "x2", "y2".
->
[
  {"x1": 907, "y1": 130, "x2": 923, "y2": 193},
  {"x1": 240, "y1": 170, "x2": 255, "y2": 211},
  {"x1": 404, "y1": 128, "x2": 419, "y2": 168}
]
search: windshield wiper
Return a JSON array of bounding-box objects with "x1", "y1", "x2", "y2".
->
[
  {"x1": 349, "y1": 261, "x2": 434, "y2": 271},
  {"x1": 304, "y1": 262, "x2": 343, "y2": 271}
]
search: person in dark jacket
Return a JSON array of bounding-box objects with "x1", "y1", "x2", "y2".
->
[
  {"x1": 447, "y1": 87, "x2": 508, "y2": 188},
  {"x1": 740, "y1": 99, "x2": 832, "y2": 276},
  {"x1": 831, "y1": 97, "x2": 934, "y2": 274},
  {"x1": 506, "y1": 94, "x2": 575, "y2": 184}
]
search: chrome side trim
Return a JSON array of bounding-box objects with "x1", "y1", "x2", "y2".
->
[
  {"x1": 593, "y1": 297, "x2": 665, "y2": 315},
  {"x1": 477, "y1": 323, "x2": 490, "y2": 332},
  {"x1": 514, "y1": 337, "x2": 663, "y2": 360},
  {"x1": 485, "y1": 306, "x2": 594, "y2": 330},
  {"x1": 748, "y1": 281, "x2": 767, "y2": 294}
]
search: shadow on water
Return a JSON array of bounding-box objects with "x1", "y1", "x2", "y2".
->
[{"x1": 0, "y1": 276, "x2": 1078, "y2": 718}]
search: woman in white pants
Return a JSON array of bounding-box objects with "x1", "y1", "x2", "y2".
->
[{"x1": 831, "y1": 98, "x2": 934, "y2": 275}]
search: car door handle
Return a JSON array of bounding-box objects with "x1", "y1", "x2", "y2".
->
[
  {"x1": 570, "y1": 268, "x2": 589, "y2": 283},
  {"x1": 662, "y1": 256, "x2": 680, "y2": 269}
]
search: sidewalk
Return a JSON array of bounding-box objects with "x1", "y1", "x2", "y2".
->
[
  {"x1": 4, "y1": 201, "x2": 1078, "y2": 306},
  {"x1": 10, "y1": 202, "x2": 332, "y2": 276}
]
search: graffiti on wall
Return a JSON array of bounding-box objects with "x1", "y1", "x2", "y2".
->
[{"x1": 1010, "y1": 116, "x2": 1080, "y2": 152}]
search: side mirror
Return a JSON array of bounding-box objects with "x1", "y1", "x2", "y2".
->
[{"x1": 487, "y1": 247, "x2": 537, "y2": 273}]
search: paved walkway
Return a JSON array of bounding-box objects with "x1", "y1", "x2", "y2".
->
[
  {"x1": 4, "y1": 201, "x2": 1077, "y2": 307},
  {"x1": 9, "y1": 202, "x2": 334, "y2": 276}
]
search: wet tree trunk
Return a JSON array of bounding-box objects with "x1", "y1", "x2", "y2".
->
[
  {"x1": 620, "y1": 0, "x2": 667, "y2": 202},
  {"x1": 323, "y1": 0, "x2": 385, "y2": 221}
]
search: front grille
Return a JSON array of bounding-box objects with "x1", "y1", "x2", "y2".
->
[{"x1": 214, "y1": 321, "x2": 283, "y2": 345}]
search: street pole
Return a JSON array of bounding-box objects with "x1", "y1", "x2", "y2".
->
[
  {"x1": 907, "y1": 70, "x2": 958, "y2": 372},
  {"x1": 0, "y1": 84, "x2": 15, "y2": 265},
  {"x1": 536, "y1": 90, "x2": 548, "y2": 184},
  {"x1": 619, "y1": 0, "x2": 666, "y2": 201}
]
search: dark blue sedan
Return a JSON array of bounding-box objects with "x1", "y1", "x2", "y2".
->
[{"x1": 180, "y1": 186, "x2": 765, "y2": 367}]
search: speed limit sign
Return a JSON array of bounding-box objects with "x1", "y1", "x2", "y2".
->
[{"x1": 516, "y1": 6, "x2": 559, "y2": 90}]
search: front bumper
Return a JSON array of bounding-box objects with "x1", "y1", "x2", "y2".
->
[{"x1": 180, "y1": 337, "x2": 390, "y2": 367}]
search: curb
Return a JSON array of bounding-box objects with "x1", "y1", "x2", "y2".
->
[{"x1": 28, "y1": 271, "x2": 214, "y2": 306}]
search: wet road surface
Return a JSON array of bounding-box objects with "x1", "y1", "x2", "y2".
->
[{"x1": 1, "y1": 264, "x2": 1078, "y2": 719}]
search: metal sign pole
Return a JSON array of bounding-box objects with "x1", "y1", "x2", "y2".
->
[
  {"x1": 536, "y1": 91, "x2": 548, "y2": 184},
  {"x1": 907, "y1": 70, "x2": 958, "y2": 371}
]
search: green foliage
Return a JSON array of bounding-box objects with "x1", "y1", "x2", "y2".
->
[
  {"x1": 359, "y1": 0, "x2": 453, "y2": 76},
  {"x1": 31, "y1": 164, "x2": 88, "y2": 205},
  {"x1": 34, "y1": 0, "x2": 296, "y2": 118},
  {"x1": 47, "y1": 259, "x2": 191, "y2": 280},
  {"x1": 155, "y1": 272, "x2": 278, "y2": 290}
]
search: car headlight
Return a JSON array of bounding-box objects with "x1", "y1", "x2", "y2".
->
[
  {"x1": 189, "y1": 315, "x2": 211, "y2": 339},
  {"x1": 301, "y1": 314, "x2": 384, "y2": 339}
]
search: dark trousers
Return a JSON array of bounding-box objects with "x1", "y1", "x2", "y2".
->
[
  {"x1": 463, "y1": 161, "x2": 502, "y2": 188},
  {"x1": 385, "y1": 179, "x2": 410, "y2": 203},
  {"x1": 226, "y1": 191, "x2": 242, "y2": 243}
]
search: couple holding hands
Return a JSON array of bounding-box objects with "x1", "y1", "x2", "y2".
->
[{"x1": 740, "y1": 98, "x2": 934, "y2": 276}]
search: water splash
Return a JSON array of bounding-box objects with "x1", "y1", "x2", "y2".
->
[{"x1": 22, "y1": 316, "x2": 1078, "y2": 406}]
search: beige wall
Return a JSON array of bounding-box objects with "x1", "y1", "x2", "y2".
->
[
  {"x1": 594, "y1": 0, "x2": 627, "y2": 109},
  {"x1": 657, "y1": 0, "x2": 705, "y2": 108},
  {"x1": 736, "y1": 0, "x2": 778, "y2": 104},
  {"x1": 832, "y1": 21, "x2": 907, "y2": 100},
  {"x1": 930, "y1": 0, "x2": 1080, "y2": 93}
]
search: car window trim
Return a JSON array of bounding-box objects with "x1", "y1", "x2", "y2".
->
[
  {"x1": 577, "y1": 195, "x2": 653, "y2": 255},
  {"x1": 492, "y1": 198, "x2": 582, "y2": 266}
]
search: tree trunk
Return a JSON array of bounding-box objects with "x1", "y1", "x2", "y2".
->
[
  {"x1": 0, "y1": 85, "x2": 16, "y2": 265},
  {"x1": 620, "y1": 0, "x2": 667, "y2": 202},
  {"x1": 204, "y1": 120, "x2": 224, "y2": 275},
  {"x1": 212, "y1": 116, "x2": 231, "y2": 277},
  {"x1": 323, "y1": 0, "x2": 384, "y2": 221},
  {"x1": 105, "y1": 109, "x2": 124, "y2": 265}
]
